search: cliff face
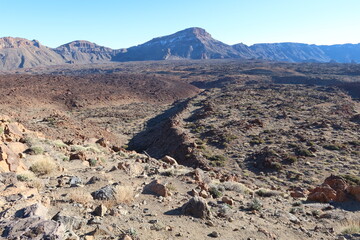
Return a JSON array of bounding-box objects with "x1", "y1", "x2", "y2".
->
[{"x1": 0, "y1": 37, "x2": 65, "y2": 70}]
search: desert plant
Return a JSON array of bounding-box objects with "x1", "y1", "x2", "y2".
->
[
  {"x1": 323, "y1": 144, "x2": 343, "y2": 151},
  {"x1": 52, "y1": 140, "x2": 67, "y2": 148},
  {"x1": 341, "y1": 219, "x2": 360, "y2": 234},
  {"x1": 29, "y1": 146, "x2": 44, "y2": 155},
  {"x1": 249, "y1": 198, "x2": 262, "y2": 211},
  {"x1": 29, "y1": 157, "x2": 57, "y2": 175},
  {"x1": 17, "y1": 171, "x2": 36, "y2": 182},
  {"x1": 88, "y1": 158, "x2": 98, "y2": 167},
  {"x1": 68, "y1": 189, "x2": 93, "y2": 205},
  {"x1": 209, "y1": 186, "x2": 222, "y2": 198},
  {"x1": 114, "y1": 185, "x2": 134, "y2": 204},
  {"x1": 255, "y1": 188, "x2": 280, "y2": 197}
]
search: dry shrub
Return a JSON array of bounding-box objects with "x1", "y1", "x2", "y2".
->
[
  {"x1": 114, "y1": 185, "x2": 134, "y2": 204},
  {"x1": 17, "y1": 170, "x2": 45, "y2": 190},
  {"x1": 341, "y1": 219, "x2": 360, "y2": 234},
  {"x1": 28, "y1": 178, "x2": 45, "y2": 191},
  {"x1": 68, "y1": 189, "x2": 93, "y2": 205},
  {"x1": 29, "y1": 156, "x2": 57, "y2": 176}
]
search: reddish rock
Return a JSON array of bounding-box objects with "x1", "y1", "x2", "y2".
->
[
  {"x1": 96, "y1": 138, "x2": 107, "y2": 147},
  {"x1": 0, "y1": 143, "x2": 26, "y2": 172},
  {"x1": 69, "y1": 152, "x2": 86, "y2": 161},
  {"x1": 161, "y1": 155, "x2": 178, "y2": 165},
  {"x1": 348, "y1": 185, "x2": 360, "y2": 201},
  {"x1": 324, "y1": 175, "x2": 348, "y2": 192},
  {"x1": 290, "y1": 187, "x2": 309, "y2": 198},
  {"x1": 4, "y1": 122, "x2": 25, "y2": 142},
  {"x1": 144, "y1": 180, "x2": 169, "y2": 197},
  {"x1": 307, "y1": 185, "x2": 337, "y2": 202},
  {"x1": 222, "y1": 196, "x2": 234, "y2": 206},
  {"x1": 307, "y1": 175, "x2": 354, "y2": 202}
]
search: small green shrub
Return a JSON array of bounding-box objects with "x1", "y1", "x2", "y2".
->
[
  {"x1": 249, "y1": 198, "x2": 262, "y2": 211},
  {"x1": 295, "y1": 148, "x2": 314, "y2": 157},
  {"x1": 323, "y1": 144, "x2": 343, "y2": 151},
  {"x1": 209, "y1": 187, "x2": 222, "y2": 198},
  {"x1": 29, "y1": 146, "x2": 44, "y2": 155},
  {"x1": 285, "y1": 155, "x2": 298, "y2": 164},
  {"x1": 341, "y1": 174, "x2": 360, "y2": 185},
  {"x1": 88, "y1": 159, "x2": 97, "y2": 167}
]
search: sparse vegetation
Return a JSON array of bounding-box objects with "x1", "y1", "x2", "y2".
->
[
  {"x1": 341, "y1": 219, "x2": 360, "y2": 235},
  {"x1": 29, "y1": 156, "x2": 57, "y2": 175},
  {"x1": 249, "y1": 198, "x2": 262, "y2": 211},
  {"x1": 68, "y1": 189, "x2": 93, "y2": 205},
  {"x1": 114, "y1": 185, "x2": 134, "y2": 204}
]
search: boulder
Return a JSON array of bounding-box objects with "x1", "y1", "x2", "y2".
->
[
  {"x1": 0, "y1": 217, "x2": 65, "y2": 240},
  {"x1": 93, "y1": 204, "x2": 107, "y2": 217},
  {"x1": 348, "y1": 185, "x2": 360, "y2": 201},
  {"x1": 161, "y1": 155, "x2": 178, "y2": 165},
  {"x1": 0, "y1": 143, "x2": 26, "y2": 172},
  {"x1": 69, "y1": 176, "x2": 82, "y2": 187},
  {"x1": 143, "y1": 180, "x2": 169, "y2": 197},
  {"x1": 96, "y1": 138, "x2": 108, "y2": 147},
  {"x1": 307, "y1": 185, "x2": 337, "y2": 202},
  {"x1": 290, "y1": 187, "x2": 309, "y2": 198},
  {"x1": 52, "y1": 211, "x2": 84, "y2": 230},
  {"x1": 181, "y1": 196, "x2": 212, "y2": 219},
  {"x1": 91, "y1": 185, "x2": 116, "y2": 200},
  {"x1": 20, "y1": 203, "x2": 48, "y2": 219},
  {"x1": 307, "y1": 175, "x2": 356, "y2": 202},
  {"x1": 69, "y1": 152, "x2": 86, "y2": 161},
  {"x1": 222, "y1": 196, "x2": 234, "y2": 206}
]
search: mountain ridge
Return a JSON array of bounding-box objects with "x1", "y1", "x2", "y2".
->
[{"x1": 1, "y1": 28, "x2": 360, "y2": 70}]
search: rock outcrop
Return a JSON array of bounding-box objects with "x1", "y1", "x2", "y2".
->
[
  {"x1": 0, "y1": 116, "x2": 29, "y2": 173},
  {"x1": 307, "y1": 175, "x2": 360, "y2": 202}
]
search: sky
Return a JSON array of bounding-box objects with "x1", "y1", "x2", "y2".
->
[{"x1": 1, "y1": 0, "x2": 360, "y2": 49}]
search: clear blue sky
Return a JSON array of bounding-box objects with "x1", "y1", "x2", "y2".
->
[{"x1": 1, "y1": 0, "x2": 359, "y2": 48}]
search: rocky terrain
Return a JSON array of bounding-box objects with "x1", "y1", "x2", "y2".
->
[
  {"x1": 0, "y1": 61, "x2": 359, "y2": 239},
  {"x1": 3, "y1": 28, "x2": 360, "y2": 71}
]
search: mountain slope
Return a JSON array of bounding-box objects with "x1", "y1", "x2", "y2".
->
[
  {"x1": 113, "y1": 27, "x2": 250, "y2": 61},
  {"x1": 0, "y1": 37, "x2": 65, "y2": 70},
  {"x1": 319, "y1": 43, "x2": 360, "y2": 63},
  {"x1": 249, "y1": 43, "x2": 331, "y2": 62},
  {"x1": 54, "y1": 40, "x2": 122, "y2": 64}
]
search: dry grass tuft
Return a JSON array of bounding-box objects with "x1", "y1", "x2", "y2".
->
[
  {"x1": 29, "y1": 156, "x2": 57, "y2": 176},
  {"x1": 68, "y1": 189, "x2": 93, "y2": 205},
  {"x1": 341, "y1": 219, "x2": 360, "y2": 235},
  {"x1": 114, "y1": 185, "x2": 134, "y2": 204}
]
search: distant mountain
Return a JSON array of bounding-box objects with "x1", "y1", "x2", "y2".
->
[
  {"x1": 1, "y1": 28, "x2": 360, "y2": 70},
  {"x1": 54, "y1": 40, "x2": 122, "y2": 64},
  {"x1": 249, "y1": 43, "x2": 331, "y2": 62},
  {"x1": 113, "y1": 27, "x2": 249, "y2": 61},
  {"x1": 0, "y1": 37, "x2": 65, "y2": 70},
  {"x1": 318, "y1": 44, "x2": 360, "y2": 63}
]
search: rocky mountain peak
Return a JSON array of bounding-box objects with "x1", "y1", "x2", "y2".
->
[
  {"x1": 0, "y1": 37, "x2": 42, "y2": 50},
  {"x1": 177, "y1": 27, "x2": 212, "y2": 39}
]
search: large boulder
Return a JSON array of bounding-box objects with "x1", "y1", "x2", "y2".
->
[
  {"x1": 0, "y1": 202, "x2": 65, "y2": 239},
  {"x1": 0, "y1": 216, "x2": 65, "y2": 240},
  {"x1": 143, "y1": 180, "x2": 170, "y2": 197},
  {"x1": 307, "y1": 175, "x2": 359, "y2": 202},
  {"x1": 91, "y1": 185, "x2": 116, "y2": 200},
  {"x1": 181, "y1": 197, "x2": 212, "y2": 219}
]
